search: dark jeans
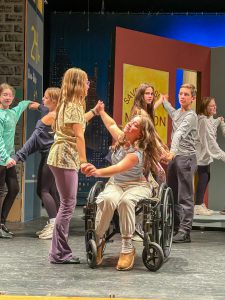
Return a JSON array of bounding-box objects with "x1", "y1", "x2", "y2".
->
[
  {"x1": 195, "y1": 165, "x2": 210, "y2": 205},
  {"x1": 167, "y1": 155, "x2": 197, "y2": 233},
  {"x1": 37, "y1": 153, "x2": 60, "y2": 219},
  {"x1": 0, "y1": 165, "x2": 19, "y2": 224}
]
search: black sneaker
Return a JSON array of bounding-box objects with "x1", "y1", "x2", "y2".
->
[
  {"x1": 173, "y1": 228, "x2": 179, "y2": 236},
  {"x1": 1, "y1": 224, "x2": 14, "y2": 236},
  {"x1": 172, "y1": 230, "x2": 191, "y2": 243}
]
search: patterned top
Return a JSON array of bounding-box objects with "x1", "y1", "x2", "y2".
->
[{"x1": 47, "y1": 102, "x2": 86, "y2": 170}]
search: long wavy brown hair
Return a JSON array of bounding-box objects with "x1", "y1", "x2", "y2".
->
[
  {"x1": 130, "y1": 83, "x2": 155, "y2": 124},
  {"x1": 197, "y1": 96, "x2": 215, "y2": 117},
  {"x1": 53, "y1": 68, "x2": 88, "y2": 131},
  {"x1": 112, "y1": 115, "x2": 167, "y2": 175}
]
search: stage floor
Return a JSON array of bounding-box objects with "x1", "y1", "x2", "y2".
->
[
  {"x1": 193, "y1": 210, "x2": 225, "y2": 228},
  {"x1": 1, "y1": 207, "x2": 225, "y2": 300}
]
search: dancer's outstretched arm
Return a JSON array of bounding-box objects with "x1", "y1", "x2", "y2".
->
[{"x1": 99, "y1": 108, "x2": 123, "y2": 141}]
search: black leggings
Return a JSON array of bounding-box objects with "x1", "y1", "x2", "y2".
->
[
  {"x1": 36, "y1": 153, "x2": 60, "y2": 218},
  {"x1": 195, "y1": 165, "x2": 211, "y2": 205},
  {"x1": 0, "y1": 165, "x2": 19, "y2": 224}
]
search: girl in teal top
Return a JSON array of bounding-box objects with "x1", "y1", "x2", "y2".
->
[{"x1": 0, "y1": 83, "x2": 39, "y2": 238}]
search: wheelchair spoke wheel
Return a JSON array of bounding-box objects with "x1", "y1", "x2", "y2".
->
[
  {"x1": 87, "y1": 181, "x2": 105, "y2": 204},
  {"x1": 86, "y1": 239, "x2": 97, "y2": 268},
  {"x1": 153, "y1": 183, "x2": 167, "y2": 245},
  {"x1": 142, "y1": 242, "x2": 164, "y2": 272},
  {"x1": 161, "y1": 187, "x2": 174, "y2": 259},
  {"x1": 85, "y1": 229, "x2": 96, "y2": 251},
  {"x1": 158, "y1": 182, "x2": 167, "y2": 201}
]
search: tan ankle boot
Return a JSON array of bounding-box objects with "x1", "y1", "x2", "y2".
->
[{"x1": 116, "y1": 248, "x2": 135, "y2": 271}]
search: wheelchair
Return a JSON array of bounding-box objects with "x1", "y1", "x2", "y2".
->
[{"x1": 84, "y1": 180, "x2": 174, "y2": 272}]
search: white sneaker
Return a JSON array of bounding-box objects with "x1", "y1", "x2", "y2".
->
[
  {"x1": 194, "y1": 204, "x2": 214, "y2": 216},
  {"x1": 39, "y1": 223, "x2": 54, "y2": 240},
  {"x1": 132, "y1": 234, "x2": 143, "y2": 242},
  {"x1": 36, "y1": 222, "x2": 51, "y2": 236},
  {"x1": 201, "y1": 203, "x2": 214, "y2": 214}
]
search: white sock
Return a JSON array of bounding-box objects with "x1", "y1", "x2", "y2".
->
[
  {"x1": 121, "y1": 238, "x2": 133, "y2": 253},
  {"x1": 49, "y1": 218, "x2": 55, "y2": 224}
]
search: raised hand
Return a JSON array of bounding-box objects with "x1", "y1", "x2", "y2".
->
[
  {"x1": 94, "y1": 100, "x2": 104, "y2": 115},
  {"x1": 154, "y1": 94, "x2": 168, "y2": 109}
]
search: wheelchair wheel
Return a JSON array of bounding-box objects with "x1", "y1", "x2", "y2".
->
[
  {"x1": 85, "y1": 229, "x2": 96, "y2": 252},
  {"x1": 152, "y1": 183, "x2": 167, "y2": 247},
  {"x1": 158, "y1": 182, "x2": 168, "y2": 203},
  {"x1": 142, "y1": 242, "x2": 164, "y2": 272},
  {"x1": 86, "y1": 239, "x2": 97, "y2": 268},
  {"x1": 85, "y1": 181, "x2": 105, "y2": 231},
  {"x1": 161, "y1": 187, "x2": 174, "y2": 259},
  {"x1": 87, "y1": 181, "x2": 105, "y2": 204}
]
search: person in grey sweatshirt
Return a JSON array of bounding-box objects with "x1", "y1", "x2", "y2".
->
[
  {"x1": 157, "y1": 83, "x2": 198, "y2": 243},
  {"x1": 195, "y1": 97, "x2": 225, "y2": 216}
]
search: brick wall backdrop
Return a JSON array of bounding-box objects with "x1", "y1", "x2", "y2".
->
[{"x1": 0, "y1": 0, "x2": 25, "y2": 220}]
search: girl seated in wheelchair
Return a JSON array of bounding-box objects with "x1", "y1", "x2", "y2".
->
[{"x1": 84, "y1": 107, "x2": 169, "y2": 271}]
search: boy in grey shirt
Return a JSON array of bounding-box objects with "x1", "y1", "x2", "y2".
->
[{"x1": 158, "y1": 83, "x2": 198, "y2": 243}]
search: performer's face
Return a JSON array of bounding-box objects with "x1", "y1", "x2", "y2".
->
[
  {"x1": 0, "y1": 88, "x2": 14, "y2": 109},
  {"x1": 124, "y1": 116, "x2": 141, "y2": 141},
  {"x1": 84, "y1": 79, "x2": 90, "y2": 96},
  {"x1": 178, "y1": 87, "x2": 194, "y2": 110},
  {"x1": 206, "y1": 99, "x2": 217, "y2": 116},
  {"x1": 42, "y1": 91, "x2": 52, "y2": 108},
  {"x1": 144, "y1": 87, "x2": 154, "y2": 105}
]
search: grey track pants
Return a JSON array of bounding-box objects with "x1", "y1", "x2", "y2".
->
[{"x1": 167, "y1": 154, "x2": 197, "y2": 233}]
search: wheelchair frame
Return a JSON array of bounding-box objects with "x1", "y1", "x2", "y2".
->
[{"x1": 84, "y1": 180, "x2": 174, "y2": 272}]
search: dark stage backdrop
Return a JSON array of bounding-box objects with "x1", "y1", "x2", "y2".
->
[{"x1": 49, "y1": 13, "x2": 225, "y2": 203}]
